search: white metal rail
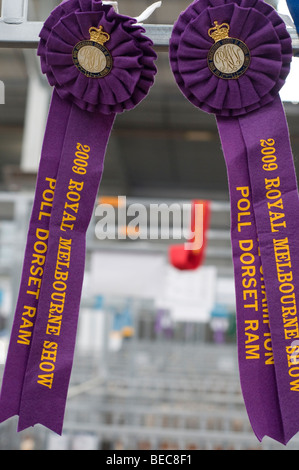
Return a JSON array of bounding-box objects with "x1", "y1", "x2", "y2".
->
[{"x1": 0, "y1": 0, "x2": 298, "y2": 53}]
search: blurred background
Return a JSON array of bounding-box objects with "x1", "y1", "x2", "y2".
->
[{"x1": 0, "y1": 0, "x2": 299, "y2": 450}]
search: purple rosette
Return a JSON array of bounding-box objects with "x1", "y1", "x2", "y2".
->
[
  {"x1": 38, "y1": 0, "x2": 157, "y2": 113},
  {"x1": 170, "y1": 0, "x2": 292, "y2": 116}
]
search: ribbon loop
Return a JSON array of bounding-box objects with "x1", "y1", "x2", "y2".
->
[{"x1": 135, "y1": 2, "x2": 162, "y2": 23}]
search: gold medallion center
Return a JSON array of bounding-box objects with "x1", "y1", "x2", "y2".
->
[
  {"x1": 207, "y1": 21, "x2": 250, "y2": 80},
  {"x1": 73, "y1": 26, "x2": 113, "y2": 79},
  {"x1": 213, "y1": 43, "x2": 245, "y2": 74},
  {"x1": 77, "y1": 45, "x2": 108, "y2": 74}
]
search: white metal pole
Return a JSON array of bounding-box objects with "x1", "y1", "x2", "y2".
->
[{"x1": 1, "y1": 0, "x2": 29, "y2": 24}]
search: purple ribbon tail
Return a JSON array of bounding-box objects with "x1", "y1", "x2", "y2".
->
[
  {"x1": 217, "y1": 116, "x2": 285, "y2": 444},
  {"x1": 0, "y1": 91, "x2": 72, "y2": 423},
  {"x1": 238, "y1": 96, "x2": 299, "y2": 444},
  {"x1": 17, "y1": 104, "x2": 115, "y2": 434}
]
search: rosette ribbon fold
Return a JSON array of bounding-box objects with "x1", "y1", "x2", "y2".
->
[
  {"x1": 170, "y1": 0, "x2": 299, "y2": 445},
  {"x1": 0, "y1": 0, "x2": 157, "y2": 435}
]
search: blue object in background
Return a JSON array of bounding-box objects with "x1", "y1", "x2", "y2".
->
[
  {"x1": 94, "y1": 295, "x2": 104, "y2": 310},
  {"x1": 211, "y1": 303, "x2": 228, "y2": 319},
  {"x1": 112, "y1": 310, "x2": 124, "y2": 332},
  {"x1": 111, "y1": 299, "x2": 134, "y2": 338},
  {"x1": 210, "y1": 304, "x2": 230, "y2": 344},
  {"x1": 121, "y1": 300, "x2": 134, "y2": 338},
  {"x1": 287, "y1": 0, "x2": 299, "y2": 33}
]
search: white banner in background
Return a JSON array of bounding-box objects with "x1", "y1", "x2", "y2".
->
[
  {"x1": 90, "y1": 251, "x2": 166, "y2": 299},
  {"x1": 157, "y1": 265, "x2": 217, "y2": 323},
  {"x1": 89, "y1": 252, "x2": 216, "y2": 322}
]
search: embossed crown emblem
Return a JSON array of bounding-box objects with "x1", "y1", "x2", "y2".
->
[
  {"x1": 208, "y1": 21, "x2": 230, "y2": 43},
  {"x1": 89, "y1": 26, "x2": 110, "y2": 45}
]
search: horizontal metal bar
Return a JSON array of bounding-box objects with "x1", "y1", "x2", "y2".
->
[
  {"x1": 0, "y1": 19, "x2": 172, "y2": 50},
  {"x1": 0, "y1": 21, "x2": 172, "y2": 49},
  {"x1": 0, "y1": 19, "x2": 42, "y2": 48},
  {"x1": 0, "y1": 19, "x2": 298, "y2": 53},
  {"x1": 145, "y1": 23, "x2": 173, "y2": 51}
]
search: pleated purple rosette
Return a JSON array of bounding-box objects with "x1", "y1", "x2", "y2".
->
[
  {"x1": 0, "y1": 0, "x2": 157, "y2": 435},
  {"x1": 38, "y1": 0, "x2": 156, "y2": 114},
  {"x1": 170, "y1": 0, "x2": 292, "y2": 117},
  {"x1": 170, "y1": 0, "x2": 299, "y2": 445}
]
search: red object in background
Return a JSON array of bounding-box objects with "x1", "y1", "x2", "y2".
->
[{"x1": 169, "y1": 200, "x2": 211, "y2": 270}]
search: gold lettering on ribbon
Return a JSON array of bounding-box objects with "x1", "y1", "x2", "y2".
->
[
  {"x1": 17, "y1": 177, "x2": 56, "y2": 346},
  {"x1": 37, "y1": 143, "x2": 90, "y2": 389},
  {"x1": 260, "y1": 137, "x2": 299, "y2": 390}
]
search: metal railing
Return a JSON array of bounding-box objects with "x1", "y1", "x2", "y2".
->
[{"x1": 0, "y1": 0, "x2": 298, "y2": 53}]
